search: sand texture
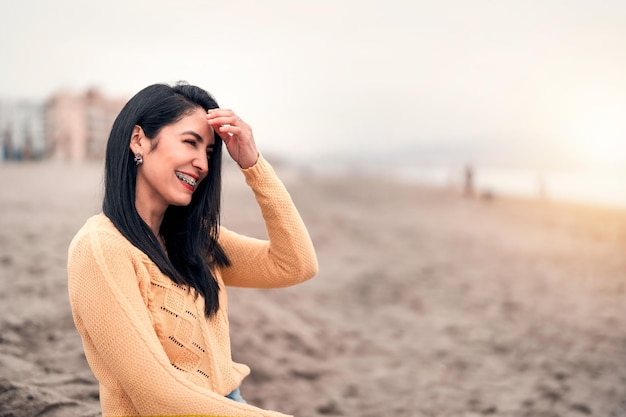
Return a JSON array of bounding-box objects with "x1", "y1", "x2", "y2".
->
[{"x1": 1, "y1": 160, "x2": 625, "y2": 417}]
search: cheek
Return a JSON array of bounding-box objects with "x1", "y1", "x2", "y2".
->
[{"x1": 145, "y1": 156, "x2": 172, "y2": 182}]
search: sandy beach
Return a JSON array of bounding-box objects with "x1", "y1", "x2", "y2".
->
[{"x1": 1, "y1": 159, "x2": 625, "y2": 417}]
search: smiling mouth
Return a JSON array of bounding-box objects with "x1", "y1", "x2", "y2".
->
[{"x1": 175, "y1": 172, "x2": 197, "y2": 189}]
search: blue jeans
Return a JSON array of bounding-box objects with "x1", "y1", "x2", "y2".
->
[{"x1": 226, "y1": 387, "x2": 247, "y2": 403}]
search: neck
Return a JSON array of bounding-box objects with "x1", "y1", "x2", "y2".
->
[
  {"x1": 136, "y1": 205, "x2": 168, "y2": 255},
  {"x1": 135, "y1": 203, "x2": 165, "y2": 238}
]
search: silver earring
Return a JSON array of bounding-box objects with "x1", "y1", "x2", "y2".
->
[{"x1": 134, "y1": 152, "x2": 143, "y2": 165}]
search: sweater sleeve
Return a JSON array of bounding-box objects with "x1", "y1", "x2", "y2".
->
[
  {"x1": 67, "y1": 228, "x2": 292, "y2": 417},
  {"x1": 219, "y1": 154, "x2": 318, "y2": 288}
]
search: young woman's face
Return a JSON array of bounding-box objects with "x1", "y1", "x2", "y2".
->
[{"x1": 134, "y1": 107, "x2": 215, "y2": 215}]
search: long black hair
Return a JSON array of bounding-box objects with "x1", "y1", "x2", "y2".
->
[{"x1": 103, "y1": 82, "x2": 230, "y2": 318}]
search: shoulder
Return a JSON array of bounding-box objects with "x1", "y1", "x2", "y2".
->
[
  {"x1": 68, "y1": 214, "x2": 145, "y2": 262},
  {"x1": 217, "y1": 225, "x2": 248, "y2": 246},
  {"x1": 70, "y1": 213, "x2": 121, "y2": 249},
  {"x1": 218, "y1": 225, "x2": 233, "y2": 240}
]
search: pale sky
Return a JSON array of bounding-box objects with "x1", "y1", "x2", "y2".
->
[{"x1": 1, "y1": 0, "x2": 625, "y2": 166}]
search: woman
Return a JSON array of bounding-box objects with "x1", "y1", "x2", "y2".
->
[{"x1": 67, "y1": 82, "x2": 318, "y2": 416}]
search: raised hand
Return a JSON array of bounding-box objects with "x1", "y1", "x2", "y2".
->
[{"x1": 206, "y1": 109, "x2": 259, "y2": 169}]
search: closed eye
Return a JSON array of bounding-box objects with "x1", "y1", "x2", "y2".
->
[{"x1": 184, "y1": 139, "x2": 197, "y2": 147}]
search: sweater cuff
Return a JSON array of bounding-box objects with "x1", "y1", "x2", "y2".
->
[{"x1": 241, "y1": 153, "x2": 274, "y2": 186}]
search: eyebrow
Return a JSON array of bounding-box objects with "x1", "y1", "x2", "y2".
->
[{"x1": 181, "y1": 131, "x2": 215, "y2": 148}]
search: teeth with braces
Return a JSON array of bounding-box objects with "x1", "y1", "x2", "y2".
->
[{"x1": 175, "y1": 172, "x2": 197, "y2": 188}]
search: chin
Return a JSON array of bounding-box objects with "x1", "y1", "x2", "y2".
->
[
  {"x1": 172, "y1": 201, "x2": 193, "y2": 207},
  {"x1": 169, "y1": 196, "x2": 194, "y2": 207}
]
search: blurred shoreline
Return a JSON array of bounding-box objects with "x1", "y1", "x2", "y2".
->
[
  {"x1": 297, "y1": 155, "x2": 626, "y2": 210},
  {"x1": 392, "y1": 165, "x2": 626, "y2": 209}
]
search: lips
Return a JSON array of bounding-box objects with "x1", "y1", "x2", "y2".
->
[{"x1": 175, "y1": 171, "x2": 198, "y2": 190}]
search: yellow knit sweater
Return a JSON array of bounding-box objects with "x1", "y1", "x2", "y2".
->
[{"x1": 67, "y1": 155, "x2": 318, "y2": 417}]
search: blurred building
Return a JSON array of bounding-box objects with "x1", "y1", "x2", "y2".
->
[
  {"x1": 44, "y1": 89, "x2": 126, "y2": 161},
  {"x1": 0, "y1": 100, "x2": 45, "y2": 161}
]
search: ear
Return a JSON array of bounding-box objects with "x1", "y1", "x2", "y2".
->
[{"x1": 129, "y1": 125, "x2": 146, "y2": 154}]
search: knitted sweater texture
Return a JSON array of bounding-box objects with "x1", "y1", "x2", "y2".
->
[{"x1": 67, "y1": 155, "x2": 318, "y2": 417}]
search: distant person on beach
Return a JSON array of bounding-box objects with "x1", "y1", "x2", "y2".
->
[
  {"x1": 67, "y1": 82, "x2": 318, "y2": 416},
  {"x1": 464, "y1": 164, "x2": 474, "y2": 197}
]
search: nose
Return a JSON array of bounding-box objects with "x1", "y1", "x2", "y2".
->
[{"x1": 192, "y1": 150, "x2": 209, "y2": 174}]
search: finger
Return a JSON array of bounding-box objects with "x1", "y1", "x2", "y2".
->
[
  {"x1": 207, "y1": 108, "x2": 233, "y2": 116},
  {"x1": 216, "y1": 124, "x2": 243, "y2": 139},
  {"x1": 206, "y1": 108, "x2": 236, "y2": 120},
  {"x1": 206, "y1": 115, "x2": 241, "y2": 127},
  {"x1": 207, "y1": 109, "x2": 245, "y2": 124}
]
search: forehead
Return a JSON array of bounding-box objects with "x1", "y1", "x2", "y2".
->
[{"x1": 169, "y1": 108, "x2": 215, "y2": 143}]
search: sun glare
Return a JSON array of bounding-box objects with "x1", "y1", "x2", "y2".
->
[{"x1": 568, "y1": 90, "x2": 626, "y2": 168}]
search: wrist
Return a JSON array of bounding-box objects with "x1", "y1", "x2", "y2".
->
[{"x1": 237, "y1": 150, "x2": 259, "y2": 169}]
